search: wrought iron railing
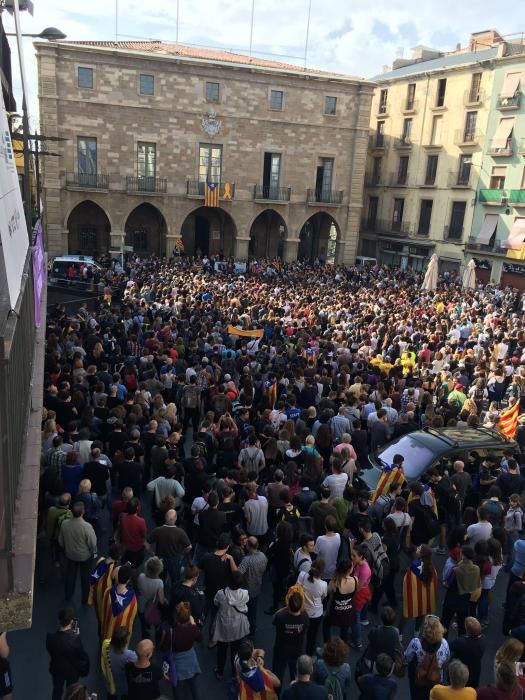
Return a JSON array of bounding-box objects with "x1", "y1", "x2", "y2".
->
[
  {"x1": 496, "y1": 93, "x2": 521, "y2": 110},
  {"x1": 253, "y1": 185, "x2": 291, "y2": 201},
  {"x1": 66, "y1": 172, "x2": 109, "y2": 189},
  {"x1": 185, "y1": 180, "x2": 235, "y2": 199},
  {"x1": 126, "y1": 176, "x2": 167, "y2": 193},
  {"x1": 306, "y1": 188, "x2": 344, "y2": 204}
]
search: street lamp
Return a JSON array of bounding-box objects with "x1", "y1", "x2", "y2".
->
[{"x1": 5, "y1": 26, "x2": 66, "y2": 39}]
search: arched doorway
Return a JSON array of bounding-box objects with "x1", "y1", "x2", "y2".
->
[
  {"x1": 298, "y1": 212, "x2": 340, "y2": 264},
  {"x1": 125, "y1": 203, "x2": 167, "y2": 257},
  {"x1": 249, "y1": 209, "x2": 286, "y2": 259},
  {"x1": 67, "y1": 201, "x2": 111, "y2": 255},
  {"x1": 181, "y1": 207, "x2": 236, "y2": 257}
]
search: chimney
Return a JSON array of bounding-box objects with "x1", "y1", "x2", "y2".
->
[{"x1": 469, "y1": 29, "x2": 504, "y2": 51}]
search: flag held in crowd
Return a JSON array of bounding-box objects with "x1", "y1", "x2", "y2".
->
[
  {"x1": 371, "y1": 464, "x2": 405, "y2": 503},
  {"x1": 498, "y1": 401, "x2": 520, "y2": 439}
]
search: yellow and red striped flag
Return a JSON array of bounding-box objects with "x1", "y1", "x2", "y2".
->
[
  {"x1": 205, "y1": 178, "x2": 219, "y2": 207},
  {"x1": 499, "y1": 401, "x2": 520, "y2": 439},
  {"x1": 371, "y1": 465, "x2": 405, "y2": 503},
  {"x1": 402, "y1": 560, "x2": 438, "y2": 619}
]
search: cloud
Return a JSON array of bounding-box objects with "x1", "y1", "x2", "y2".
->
[
  {"x1": 326, "y1": 18, "x2": 353, "y2": 41},
  {"x1": 372, "y1": 19, "x2": 397, "y2": 43}
]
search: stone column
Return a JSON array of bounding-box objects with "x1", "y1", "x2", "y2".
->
[
  {"x1": 109, "y1": 230, "x2": 126, "y2": 261},
  {"x1": 283, "y1": 238, "x2": 300, "y2": 263},
  {"x1": 235, "y1": 236, "x2": 250, "y2": 261}
]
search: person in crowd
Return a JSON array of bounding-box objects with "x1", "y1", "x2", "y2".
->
[
  {"x1": 0, "y1": 631, "x2": 12, "y2": 700},
  {"x1": 477, "y1": 660, "x2": 523, "y2": 700},
  {"x1": 235, "y1": 640, "x2": 281, "y2": 699},
  {"x1": 199, "y1": 533, "x2": 237, "y2": 645},
  {"x1": 429, "y1": 659, "x2": 475, "y2": 700},
  {"x1": 59, "y1": 501, "x2": 97, "y2": 604},
  {"x1": 404, "y1": 614, "x2": 450, "y2": 700},
  {"x1": 137, "y1": 556, "x2": 167, "y2": 638},
  {"x1": 161, "y1": 601, "x2": 202, "y2": 700},
  {"x1": 46, "y1": 608, "x2": 89, "y2": 700},
  {"x1": 448, "y1": 616, "x2": 486, "y2": 689},
  {"x1": 118, "y1": 497, "x2": 147, "y2": 569},
  {"x1": 357, "y1": 653, "x2": 398, "y2": 700},
  {"x1": 101, "y1": 565, "x2": 138, "y2": 645},
  {"x1": 322, "y1": 558, "x2": 358, "y2": 644},
  {"x1": 88, "y1": 543, "x2": 124, "y2": 634},
  {"x1": 272, "y1": 590, "x2": 309, "y2": 687},
  {"x1": 297, "y1": 559, "x2": 328, "y2": 656},
  {"x1": 281, "y1": 654, "x2": 327, "y2": 700},
  {"x1": 212, "y1": 570, "x2": 250, "y2": 680},
  {"x1": 238, "y1": 536, "x2": 268, "y2": 636},
  {"x1": 125, "y1": 639, "x2": 163, "y2": 700},
  {"x1": 312, "y1": 637, "x2": 351, "y2": 699},
  {"x1": 101, "y1": 626, "x2": 137, "y2": 700}
]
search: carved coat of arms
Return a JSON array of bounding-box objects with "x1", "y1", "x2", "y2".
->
[{"x1": 201, "y1": 112, "x2": 222, "y2": 137}]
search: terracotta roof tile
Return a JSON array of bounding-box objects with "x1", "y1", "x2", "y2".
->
[{"x1": 59, "y1": 40, "x2": 362, "y2": 80}]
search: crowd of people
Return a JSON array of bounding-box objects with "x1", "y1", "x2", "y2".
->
[{"x1": 22, "y1": 255, "x2": 525, "y2": 699}]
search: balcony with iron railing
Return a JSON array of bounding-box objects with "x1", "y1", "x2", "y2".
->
[
  {"x1": 464, "y1": 88, "x2": 485, "y2": 106},
  {"x1": 126, "y1": 175, "x2": 167, "y2": 193},
  {"x1": 360, "y1": 217, "x2": 412, "y2": 235},
  {"x1": 185, "y1": 180, "x2": 236, "y2": 199},
  {"x1": 389, "y1": 172, "x2": 409, "y2": 186},
  {"x1": 66, "y1": 172, "x2": 109, "y2": 190},
  {"x1": 365, "y1": 173, "x2": 382, "y2": 187},
  {"x1": 306, "y1": 188, "x2": 344, "y2": 205},
  {"x1": 466, "y1": 236, "x2": 507, "y2": 253},
  {"x1": 393, "y1": 136, "x2": 412, "y2": 150},
  {"x1": 487, "y1": 138, "x2": 514, "y2": 157},
  {"x1": 253, "y1": 184, "x2": 291, "y2": 202},
  {"x1": 496, "y1": 92, "x2": 522, "y2": 110},
  {"x1": 448, "y1": 170, "x2": 471, "y2": 188},
  {"x1": 402, "y1": 98, "x2": 419, "y2": 113},
  {"x1": 443, "y1": 225, "x2": 464, "y2": 240},
  {"x1": 479, "y1": 188, "x2": 506, "y2": 204},
  {"x1": 369, "y1": 134, "x2": 390, "y2": 150},
  {"x1": 454, "y1": 129, "x2": 482, "y2": 147}
]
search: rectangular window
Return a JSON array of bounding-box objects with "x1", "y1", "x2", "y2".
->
[
  {"x1": 206, "y1": 81, "x2": 220, "y2": 103},
  {"x1": 457, "y1": 155, "x2": 472, "y2": 186},
  {"x1": 315, "y1": 157, "x2": 334, "y2": 198},
  {"x1": 464, "y1": 111, "x2": 477, "y2": 141},
  {"x1": 367, "y1": 196, "x2": 378, "y2": 229},
  {"x1": 418, "y1": 199, "x2": 433, "y2": 235},
  {"x1": 431, "y1": 115, "x2": 443, "y2": 145},
  {"x1": 401, "y1": 118, "x2": 412, "y2": 143},
  {"x1": 270, "y1": 89, "x2": 284, "y2": 110},
  {"x1": 139, "y1": 74, "x2": 154, "y2": 95},
  {"x1": 372, "y1": 156, "x2": 382, "y2": 185},
  {"x1": 376, "y1": 121, "x2": 385, "y2": 147},
  {"x1": 392, "y1": 198, "x2": 405, "y2": 231},
  {"x1": 325, "y1": 96, "x2": 337, "y2": 115},
  {"x1": 379, "y1": 89, "x2": 388, "y2": 114},
  {"x1": 425, "y1": 154, "x2": 438, "y2": 185},
  {"x1": 263, "y1": 152, "x2": 282, "y2": 197},
  {"x1": 436, "y1": 78, "x2": 447, "y2": 107},
  {"x1": 448, "y1": 201, "x2": 466, "y2": 239},
  {"x1": 397, "y1": 156, "x2": 409, "y2": 185},
  {"x1": 490, "y1": 166, "x2": 507, "y2": 190},
  {"x1": 77, "y1": 137, "x2": 97, "y2": 176},
  {"x1": 469, "y1": 72, "x2": 482, "y2": 102},
  {"x1": 137, "y1": 142, "x2": 156, "y2": 179},
  {"x1": 78, "y1": 66, "x2": 93, "y2": 89},
  {"x1": 199, "y1": 143, "x2": 223, "y2": 183},
  {"x1": 406, "y1": 83, "x2": 416, "y2": 110}
]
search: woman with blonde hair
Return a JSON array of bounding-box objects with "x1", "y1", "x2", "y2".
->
[
  {"x1": 495, "y1": 638, "x2": 525, "y2": 691},
  {"x1": 405, "y1": 614, "x2": 450, "y2": 700},
  {"x1": 478, "y1": 660, "x2": 524, "y2": 700}
]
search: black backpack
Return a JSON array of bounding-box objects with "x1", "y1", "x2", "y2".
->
[{"x1": 422, "y1": 505, "x2": 441, "y2": 539}]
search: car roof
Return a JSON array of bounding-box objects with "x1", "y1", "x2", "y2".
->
[{"x1": 403, "y1": 427, "x2": 516, "y2": 452}]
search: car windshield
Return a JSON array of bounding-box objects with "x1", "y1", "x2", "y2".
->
[{"x1": 375, "y1": 435, "x2": 437, "y2": 480}]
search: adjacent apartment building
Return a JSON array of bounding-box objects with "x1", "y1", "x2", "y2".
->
[
  {"x1": 360, "y1": 30, "x2": 502, "y2": 274},
  {"x1": 37, "y1": 40, "x2": 373, "y2": 263}
]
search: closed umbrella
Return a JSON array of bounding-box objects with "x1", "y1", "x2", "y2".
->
[
  {"x1": 462, "y1": 258, "x2": 476, "y2": 289},
  {"x1": 422, "y1": 254, "x2": 439, "y2": 291}
]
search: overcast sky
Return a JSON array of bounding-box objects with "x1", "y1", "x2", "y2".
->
[{"x1": 3, "y1": 0, "x2": 525, "y2": 127}]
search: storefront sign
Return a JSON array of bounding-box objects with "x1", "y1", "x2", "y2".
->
[
  {"x1": 473, "y1": 258, "x2": 491, "y2": 270},
  {"x1": 503, "y1": 262, "x2": 525, "y2": 276}
]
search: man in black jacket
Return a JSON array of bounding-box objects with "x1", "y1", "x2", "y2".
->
[{"x1": 46, "y1": 608, "x2": 88, "y2": 700}]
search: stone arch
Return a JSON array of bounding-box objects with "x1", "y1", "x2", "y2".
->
[
  {"x1": 297, "y1": 211, "x2": 341, "y2": 264},
  {"x1": 66, "y1": 200, "x2": 111, "y2": 255},
  {"x1": 248, "y1": 209, "x2": 287, "y2": 259},
  {"x1": 180, "y1": 206, "x2": 237, "y2": 257},
  {"x1": 124, "y1": 203, "x2": 167, "y2": 257}
]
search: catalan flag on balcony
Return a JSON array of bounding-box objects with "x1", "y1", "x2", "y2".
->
[
  {"x1": 499, "y1": 400, "x2": 520, "y2": 439},
  {"x1": 205, "y1": 176, "x2": 219, "y2": 207}
]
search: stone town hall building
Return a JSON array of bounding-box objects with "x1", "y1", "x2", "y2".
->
[{"x1": 36, "y1": 40, "x2": 373, "y2": 263}]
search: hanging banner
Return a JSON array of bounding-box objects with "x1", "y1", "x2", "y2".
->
[
  {"x1": 227, "y1": 324, "x2": 264, "y2": 338},
  {"x1": 32, "y1": 221, "x2": 45, "y2": 328},
  {"x1": 0, "y1": 90, "x2": 28, "y2": 308}
]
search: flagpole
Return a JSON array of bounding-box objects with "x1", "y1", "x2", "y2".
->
[
  {"x1": 249, "y1": 0, "x2": 255, "y2": 56},
  {"x1": 304, "y1": 0, "x2": 312, "y2": 67}
]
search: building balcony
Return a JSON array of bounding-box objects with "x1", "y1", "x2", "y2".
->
[
  {"x1": 66, "y1": 172, "x2": 109, "y2": 190},
  {"x1": 496, "y1": 92, "x2": 521, "y2": 110},
  {"x1": 479, "y1": 188, "x2": 506, "y2": 205},
  {"x1": 487, "y1": 139, "x2": 514, "y2": 157},
  {"x1": 377, "y1": 102, "x2": 390, "y2": 117},
  {"x1": 448, "y1": 171, "x2": 472, "y2": 188},
  {"x1": 466, "y1": 237, "x2": 506, "y2": 254},
  {"x1": 253, "y1": 184, "x2": 291, "y2": 202},
  {"x1": 518, "y1": 139, "x2": 525, "y2": 156},
  {"x1": 464, "y1": 88, "x2": 485, "y2": 106},
  {"x1": 126, "y1": 176, "x2": 167, "y2": 194},
  {"x1": 454, "y1": 129, "x2": 482, "y2": 147},
  {"x1": 361, "y1": 217, "x2": 412, "y2": 235},
  {"x1": 393, "y1": 136, "x2": 412, "y2": 150},
  {"x1": 185, "y1": 179, "x2": 236, "y2": 199},
  {"x1": 423, "y1": 140, "x2": 443, "y2": 150},
  {"x1": 306, "y1": 188, "x2": 344, "y2": 205},
  {"x1": 443, "y1": 225, "x2": 464, "y2": 241},
  {"x1": 509, "y1": 189, "x2": 525, "y2": 206},
  {"x1": 365, "y1": 174, "x2": 382, "y2": 187},
  {"x1": 369, "y1": 135, "x2": 389, "y2": 151},
  {"x1": 389, "y1": 172, "x2": 409, "y2": 187},
  {"x1": 402, "y1": 99, "x2": 418, "y2": 114}
]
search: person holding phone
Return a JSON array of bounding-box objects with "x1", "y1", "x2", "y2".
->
[{"x1": 46, "y1": 608, "x2": 90, "y2": 700}]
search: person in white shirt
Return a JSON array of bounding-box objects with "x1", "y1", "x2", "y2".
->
[
  {"x1": 314, "y1": 516, "x2": 341, "y2": 581},
  {"x1": 466, "y1": 505, "x2": 493, "y2": 546},
  {"x1": 322, "y1": 462, "x2": 348, "y2": 501},
  {"x1": 297, "y1": 560, "x2": 328, "y2": 656}
]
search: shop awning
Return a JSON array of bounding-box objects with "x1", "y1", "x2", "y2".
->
[
  {"x1": 476, "y1": 214, "x2": 499, "y2": 245},
  {"x1": 492, "y1": 117, "x2": 515, "y2": 149},
  {"x1": 500, "y1": 72, "x2": 522, "y2": 98},
  {"x1": 504, "y1": 218, "x2": 525, "y2": 250}
]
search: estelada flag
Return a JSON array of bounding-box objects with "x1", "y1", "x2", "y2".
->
[
  {"x1": 499, "y1": 401, "x2": 520, "y2": 439},
  {"x1": 371, "y1": 465, "x2": 405, "y2": 503},
  {"x1": 101, "y1": 585, "x2": 137, "y2": 644},
  {"x1": 402, "y1": 559, "x2": 438, "y2": 619},
  {"x1": 205, "y1": 176, "x2": 219, "y2": 207},
  {"x1": 264, "y1": 379, "x2": 277, "y2": 409},
  {"x1": 88, "y1": 556, "x2": 116, "y2": 622}
]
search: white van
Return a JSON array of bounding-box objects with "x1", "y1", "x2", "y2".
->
[
  {"x1": 49, "y1": 255, "x2": 103, "y2": 284},
  {"x1": 354, "y1": 256, "x2": 377, "y2": 267}
]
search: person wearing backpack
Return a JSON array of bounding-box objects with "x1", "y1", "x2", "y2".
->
[
  {"x1": 182, "y1": 376, "x2": 201, "y2": 432},
  {"x1": 312, "y1": 637, "x2": 351, "y2": 700},
  {"x1": 47, "y1": 492, "x2": 73, "y2": 566},
  {"x1": 359, "y1": 519, "x2": 390, "y2": 610},
  {"x1": 239, "y1": 435, "x2": 265, "y2": 476},
  {"x1": 404, "y1": 614, "x2": 450, "y2": 700},
  {"x1": 481, "y1": 486, "x2": 505, "y2": 528}
]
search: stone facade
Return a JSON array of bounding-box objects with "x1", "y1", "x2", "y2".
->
[{"x1": 37, "y1": 41, "x2": 373, "y2": 264}]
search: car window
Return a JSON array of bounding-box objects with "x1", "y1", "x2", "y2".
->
[{"x1": 376, "y1": 438, "x2": 436, "y2": 481}]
